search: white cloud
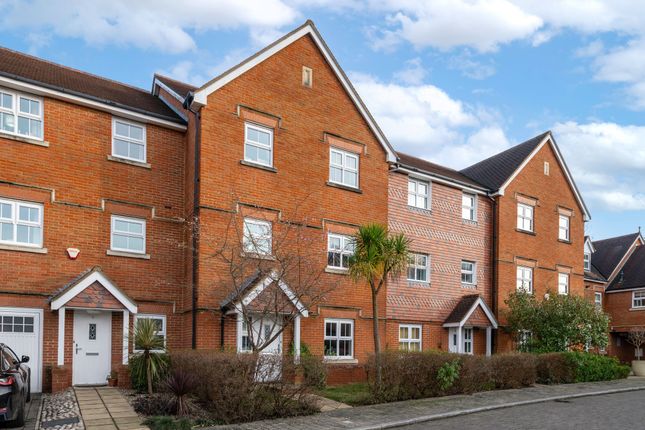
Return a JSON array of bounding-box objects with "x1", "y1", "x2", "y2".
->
[
  {"x1": 553, "y1": 121, "x2": 645, "y2": 211},
  {"x1": 0, "y1": 0, "x2": 299, "y2": 53},
  {"x1": 447, "y1": 53, "x2": 496, "y2": 80},
  {"x1": 393, "y1": 58, "x2": 427, "y2": 85},
  {"x1": 351, "y1": 72, "x2": 512, "y2": 168}
]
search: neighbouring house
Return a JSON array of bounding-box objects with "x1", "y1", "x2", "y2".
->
[
  {"x1": 460, "y1": 131, "x2": 591, "y2": 352},
  {"x1": 386, "y1": 153, "x2": 498, "y2": 356},
  {"x1": 585, "y1": 232, "x2": 645, "y2": 361}
]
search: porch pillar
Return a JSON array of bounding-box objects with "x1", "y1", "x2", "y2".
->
[
  {"x1": 293, "y1": 315, "x2": 301, "y2": 364},
  {"x1": 486, "y1": 326, "x2": 492, "y2": 356},
  {"x1": 57, "y1": 307, "x2": 66, "y2": 366},
  {"x1": 456, "y1": 325, "x2": 463, "y2": 354},
  {"x1": 123, "y1": 310, "x2": 130, "y2": 365},
  {"x1": 236, "y1": 311, "x2": 243, "y2": 352}
]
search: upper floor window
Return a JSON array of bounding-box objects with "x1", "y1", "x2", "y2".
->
[
  {"x1": 0, "y1": 198, "x2": 43, "y2": 247},
  {"x1": 243, "y1": 218, "x2": 272, "y2": 256},
  {"x1": 324, "y1": 319, "x2": 353, "y2": 359},
  {"x1": 134, "y1": 314, "x2": 166, "y2": 352},
  {"x1": 517, "y1": 203, "x2": 534, "y2": 232},
  {"x1": 594, "y1": 292, "x2": 602, "y2": 308},
  {"x1": 558, "y1": 215, "x2": 570, "y2": 241},
  {"x1": 399, "y1": 324, "x2": 422, "y2": 352},
  {"x1": 407, "y1": 253, "x2": 429, "y2": 282},
  {"x1": 462, "y1": 193, "x2": 476, "y2": 221},
  {"x1": 327, "y1": 233, "x2": 354, "y2": 269},
  {"x1": 558, "y1": 273, "x2": 569, "y2": 295},
  {"x1": 584, "y1": 252, "x2": 591, "y2": 271},
  {"x1": 0, "y1": 89, "x2": 43, "y2": 140},
  {"x1": 329, "y1": 148, "x2": 359, "y2": 189},
  {"x1": 244, "y1": 123, "x2": 273, "y2": 167},
  {"x1": 111, "y1": 216, "x2": 146, "y2": 254},
  {"x1": 461, "y1": 260, "x2": 476, "y2": 285},
  {"x1": 633, "y1": 291, "x2": 645, "y2": 309},
  {"x1": 112, "y1": 118, "x2": 146, "y2": 162},
  {"x1": 517, "y1": 266, "x2": 533, "y2": 293},
  {"x1": 408, "y1": 178, "x2": 429, "y2": 209}
]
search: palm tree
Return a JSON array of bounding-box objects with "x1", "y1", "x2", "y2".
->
[
  {"x1": 348, "y1": 224, "x2": 410, "y2": 385},
  {"x1": 133, "y1": 318, "x2": 167, "y2": 395}
]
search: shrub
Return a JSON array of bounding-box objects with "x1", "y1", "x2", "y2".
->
[
  {"x1": 563, "y1": 352, "x2": 631, "y2": 382},
  {"x1": 163, "y1": 368, "x2": 198, "y2": 416},
  {"x1": 536, "y1": 353, "x2": 575, "y2": 384},
  {"x1": 129, "y1": 353, "x2": 170, "y2": 393},
  {"x1": 489, "y1": 353, "x2": 537, "y2": 389},
  {"x1": 132, "y1": 393, "x2": 174, "y2": 416},
  {"x1": 457, "y1": 355, "x2": 494, "y2": 394},
  {"x1": 437, "y1": 359, "x2": 461, "y2": 392},
  {"x1": 300, "y1": 355, "x2": 327, "y2": 389}
]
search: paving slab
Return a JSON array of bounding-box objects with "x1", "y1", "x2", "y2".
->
[{"x1": 74, "y1": 387, "x2": 149, "y2": 430}]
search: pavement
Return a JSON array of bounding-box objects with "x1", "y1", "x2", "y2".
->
[
  {"x1": 9, "y1": 393, "x2": 41, "y2": 430},
  {"x1": 74, "y1": 387, "x2": 147, "y2": 430},
  {"x1": 211, "y1": 377, "x2": 645, "y2": 430}
]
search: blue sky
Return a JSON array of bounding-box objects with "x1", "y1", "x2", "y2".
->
[{"x1": 1, "y1": 1, "x2": 645, "y2": 240}]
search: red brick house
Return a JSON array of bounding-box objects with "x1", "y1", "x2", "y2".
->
[
  {"x1": 584, "y1": 232, "x2": 645, "y2": 361},
  {"x1": 386, "y1": 153, "x2": 498, "y2": 355}
]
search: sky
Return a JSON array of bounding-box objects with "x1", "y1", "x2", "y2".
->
[{"x1": 1, "y1": 0, "x2": 644, "y2": 240}]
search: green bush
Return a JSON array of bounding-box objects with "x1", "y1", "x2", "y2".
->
[
  {"x1": 437, "y1": 359, "x2": 461, "y2": 391},
  {"x1": 562, "y1": 352, "x2": 631, "y2": 382},
  {"x1": 129, "y1": 352, "x2": 170, "y2": 392}
]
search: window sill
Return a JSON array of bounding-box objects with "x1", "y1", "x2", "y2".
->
[
  {"x1": 462, "y1": 283, "x2": 477, "y2": 289},
  {"x1": 326, "y1": 182, "x2": 362, "y2": 194},
  {"x1": 107, "y1": 155, "x2": 151, "y2": 169},
  {"x1": 630, "y1": 307, "x2": 645, "y2": 312},
  {"x1": 325, "y1": 267, "x2": 349, "y2": 275},
  {"x1": 407, "y1": 206, "x2": 431, "y2": 215},
  {"x1": 0, "y1": 132, "x2": 49, "y2": 147},
  {"x1": 558, "y1": 239, "x2": 572, "y2": 245},
  {"x1": 240, "y1": 160, "x2": 277, "y2": 173},
  {"x1": 0, "y1": 244, "x2": 47, "y2": 254},
  {"x1": 516, "y1": 228, "x2": 536, "y2": 236},
  {"x1": 241, "y1": 252, "x2": 275, "y2": 261},
  {"x1": 408, "y1": 281, "x2": 430, "y2": 288},
  {"x1": 323, "y1": 358, "x2": 358, "y2": 365},
  {"x1": 462, "y1": 219, "x2": 478, "y2": 225},
  {"x1": 106, "y1": 249, "x2": 150, "y2": 259}
]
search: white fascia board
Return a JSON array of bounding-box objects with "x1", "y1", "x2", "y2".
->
[
  {"x1": 192, "y1": 23, "x2": 397, "y2": 163},
  {"x1": 51, "y1": 271, "x2": 138, "y2": 314},
  {"x1": 394, "y1": 167, "x2": 488, "y2": 195},
  {"x1": 446, "y1": 297, "x2": 498, "y2": 329},
  {"x1": 497, "y1": 134, "x2": 591, "y2": 221},
  {"x1": 239, "y1": 271, "x2": 309, "y2": 317},
  {"x1": 0, "y1": 75, "x2": 186, "y2": 132},
  {"x1": 152, "y1": 77, "x2": 185, "y2": 103}
]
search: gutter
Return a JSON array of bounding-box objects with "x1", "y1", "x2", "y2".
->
[{"x1": 390, "y1": 164, "x2": 489, "y2": 195}]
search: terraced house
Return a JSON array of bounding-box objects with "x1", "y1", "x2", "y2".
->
[{"x1": 0, "y1": 20, "x2": 599, "y2": 393}]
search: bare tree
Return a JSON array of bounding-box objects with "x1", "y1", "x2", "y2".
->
[{"x1": 628, "y1": 327, "x2": 645, "y2": 361}]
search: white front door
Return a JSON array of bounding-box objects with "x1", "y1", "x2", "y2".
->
[
  {"x1": 73, "y1": 311, "x2": 112, "y2": 386},
  {"x1": 240, "y1": 316, "x2": 282, "y2": 381},
  {"x1": 448, "y1": 327, "x2": 458, "y2": 353}
]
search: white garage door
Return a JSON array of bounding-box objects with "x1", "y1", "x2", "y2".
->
[{"x1": 0, "y1": 308, "x2": 42, "y2": 393}]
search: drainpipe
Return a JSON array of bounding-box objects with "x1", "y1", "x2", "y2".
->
[
  {"x1": 184, "y1": 93, "x2": 201, "y2": 349},
  {"x1": 489, "y1": 195, "x2": 498, "y2": 354}
]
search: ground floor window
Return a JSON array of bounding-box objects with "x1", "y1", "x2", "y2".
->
[
  {"x1": 324, "y1": 319, "x2": 353, "y2": 359},
  {"x1": 399, "y1": 324, "x2": 422, "y2": 351},
  {"x1": 133, "y1": 314, "x2": 166, "y2": 351},
  {"x1": 463, "y1": 328, "x2": 473, "y2": 354},
  {"x1": 594, "y1": 292, "x2": 602, "y2": 308}
]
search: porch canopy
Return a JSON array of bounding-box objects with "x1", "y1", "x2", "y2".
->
[
  {"x1": 220, "y1": 270, "x2": 309, "y2": 360},
  {"x1": 443, "y1": 294, "x2": 498, "y2": 356},
  {"x1": 50, "y1": 266, "x2": 137, "y2": 366}
]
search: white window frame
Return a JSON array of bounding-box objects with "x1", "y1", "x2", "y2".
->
[
  {"x1": 110, "y1": 215, "x2": 146, "y2": 254},
  {"x1": 517, "y1": 203, "x2": 534, "y2": 232},
  {"x1": 558, "y1": 273, "x2": 569, "y2": 295},
  {"x1": 408, "y1": 178, "x2": 430, "y2": 210},
  {"x1": 558, "y1": 215, "x2": 570, "y2": 241},
  {"x1": 463, "y1": 327, "x2": 473, "y2": 355},
  {"x1": 244, "y1": 122, "x2": 273, "y2": 167},
  {"x1": 594, "y1": 292, "x2": 602, "y2": 308},
  {"x1": 517, "y1": 266, "x2": 533, "y2": 293},
  {"x1": 327, "y1": 233, "x2": 354, "y2": 270},
  {"x1": 112, "y1": 118, "x2": 147, "y2": 163},
  {"x1": 0, "y1": 198, "x2": 43, "y2": 248},
  {"x1": 243, "y1": 218, "x2": 272, "y2": 256},
  {"x1": 399, "y1": 324, "x2": 422, "y2": 352},
  {"x1": 462, "y1": 193, "x2": 477, "y2": 221},
  {"x1": 329, "y1": 147, "x2": 359, "y2": 189},
  {"x1": 633, "y1": 291, "x2": 645, "y2": 309},
  {"x1": 407, "y1": 253, "x2": 429, "y2": 282},
  {"x1": 133, "y1": 314, "x2": 166, "y2": 352},
  {"x1": 584, "y1": 252, "x2": 591, "y2": 271},
  {"x1": 323, "y1": 318, "x2": 354, "y2": 359},
  {"x1": 0, "y1": 87, "x2": 43, "y2": 140},
  {"x1": 461, "y1": 260, "x2": 476, "y2": 285}
]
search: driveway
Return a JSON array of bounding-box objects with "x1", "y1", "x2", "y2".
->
[{"x1": 400, "y1": 390, "x2": 645, "y2": 429}]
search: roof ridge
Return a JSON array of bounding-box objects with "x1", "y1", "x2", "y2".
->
[
  {"x1": 0, "y1": 45, "x2": 152, "y2": 96},
  {"x1": 592, "y1": 232, "x2": 640, "y2": 244},
  {"x1": 396, "y1": 151, "x2": 461, "y2": 173}
]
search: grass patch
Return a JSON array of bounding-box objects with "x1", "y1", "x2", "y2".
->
[{"x1": 316, "y1": 383, "x2": 373, "y2": 406}]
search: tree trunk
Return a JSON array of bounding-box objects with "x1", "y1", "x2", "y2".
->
[
  {"x1": 146, "y1": 351, "x2": 153, "y2": 395},
  {"x1": 371, "y1": 285, "x2": 382, "y2": 387}
]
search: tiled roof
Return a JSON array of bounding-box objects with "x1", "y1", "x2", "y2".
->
[
  {"x1": 607, "y1": 245, "x2": 645, "y2": 292},
  {"x1": 584, "y1": 263, "x2": 606, "y2": 283},
  {"x1": 592, "y1": 232, "x2": 641, "y2": 278},
  {"x1": 460, "y1": 131, "x2": 550, "y2": 191},
  {"x1": 444, "y1": 294, "x2": 480, "y2": 325},
  {"x1": 0, "y1": 46, "x2": 183, "y2": 123},
  {"x1": 396, "y1": 152, "x2": 489, "y2": 190},
  {"x1": 154, "y1": 74, "x2": 197, "y2": 99},
  {"x1": 220, "y1": 271, "x2": 262, "y2": 309}
]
